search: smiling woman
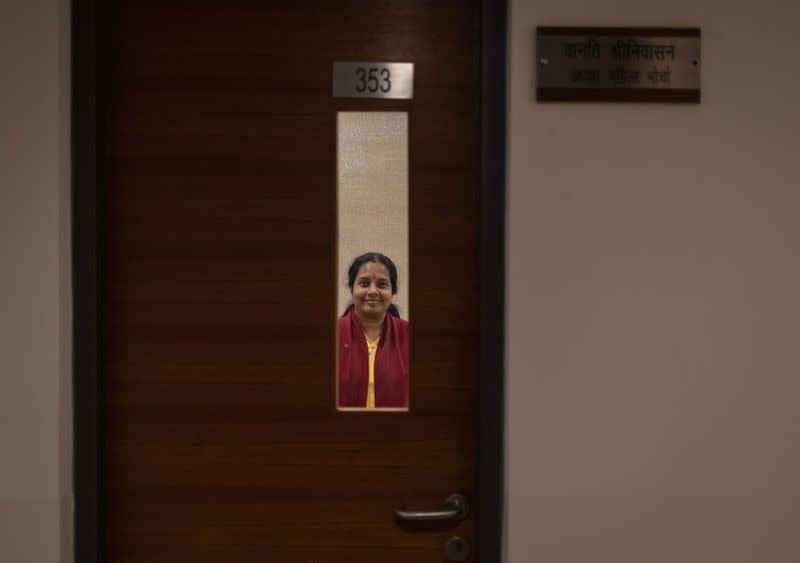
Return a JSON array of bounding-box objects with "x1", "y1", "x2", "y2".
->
[{"x1": 338, "y1": 253, "x2": 409, "y2": 410}]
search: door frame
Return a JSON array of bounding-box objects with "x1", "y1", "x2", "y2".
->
[{"x1": 71, "y1": 1, "x2": 507, "y2": 561}]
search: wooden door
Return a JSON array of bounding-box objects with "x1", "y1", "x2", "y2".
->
[{"x1": 101, "y1": 2, "x2": 481, "y2": 561}]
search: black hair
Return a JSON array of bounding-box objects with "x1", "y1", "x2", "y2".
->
[{"x1": 342, "y1": 252, "x2": 401, "y2": 318}]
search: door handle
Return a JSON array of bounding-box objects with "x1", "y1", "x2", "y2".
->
[{"x1": 394, "y1": 493, "x2": 469, "y2": 521}]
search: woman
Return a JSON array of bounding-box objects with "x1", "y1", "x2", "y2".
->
[{"x1": 338, "y1": 252, "x2": 409, "y2": 409}]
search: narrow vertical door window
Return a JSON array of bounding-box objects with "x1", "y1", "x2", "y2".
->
[{"x1": 336, "y1": 112, "x2": 409, "y2": 412}]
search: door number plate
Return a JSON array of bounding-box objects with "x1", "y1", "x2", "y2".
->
[{"x1": 333, "y1": 62, "x2": 414, "y2": 99}]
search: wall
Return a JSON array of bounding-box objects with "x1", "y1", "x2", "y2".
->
[
  {"x1": 507, "y1": 1, "x2": 800, "y2": 562},
  {"x1": 0, "y1": 0, "x2": 72, "y2": 562},
  {"x1": 337, "y1": 112, "x2": 410, "y2": 319}
]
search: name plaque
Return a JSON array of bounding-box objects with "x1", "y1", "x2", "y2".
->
[
  {"x1": 333, "y1": 62, "x2": 414, "y2": 99},
  {"x1": 536, "y1": 27, "x2": 701, "y2": 102}
]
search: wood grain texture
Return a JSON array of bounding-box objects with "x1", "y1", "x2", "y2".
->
[{"x1": 102, "y1": 2, "x2": 480, "y2": 561}]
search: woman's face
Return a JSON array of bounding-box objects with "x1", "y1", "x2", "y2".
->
[{"x1": 352, "y1": 261, "x2": 393, "y2": 320}]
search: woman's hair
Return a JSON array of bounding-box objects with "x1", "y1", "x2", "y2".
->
[{"x1": 342, "y1": 252, "x2": 401, "y2": 318}]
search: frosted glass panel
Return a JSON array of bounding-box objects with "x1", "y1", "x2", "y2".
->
[{"x1": 336, "y1": 112, "x2": 409, "y2": 412}]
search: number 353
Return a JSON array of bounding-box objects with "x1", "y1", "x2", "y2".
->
[{"x1": 355, "y1": 67, "x2": 391, "y2": 93}]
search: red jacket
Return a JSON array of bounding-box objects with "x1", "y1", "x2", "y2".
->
[{"x1": 338, "y1": 309, "x2": 409, "y2": 408}]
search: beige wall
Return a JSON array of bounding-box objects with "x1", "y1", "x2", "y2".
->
[
  {"x1": 337, "y1": 112, "x2": 410, "y2": 319},
  {"x1": 0, "y1": 0, "x2": 72, "y2": 562},
  {"x1": 507, "y1": 1, "x2": 800, "y2": 562}
]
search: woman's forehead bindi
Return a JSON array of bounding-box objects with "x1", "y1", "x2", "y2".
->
[
  {"x1": 357, "y1": 262, "x2": 390, "y2": 278},
  {"x1": 357, "y1": 272, "x2": 389, "y2": 280}
]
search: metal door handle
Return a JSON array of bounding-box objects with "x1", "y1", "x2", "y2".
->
[{"x1": 394, "y1": 493, "x2": 469, "y2": 521}]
